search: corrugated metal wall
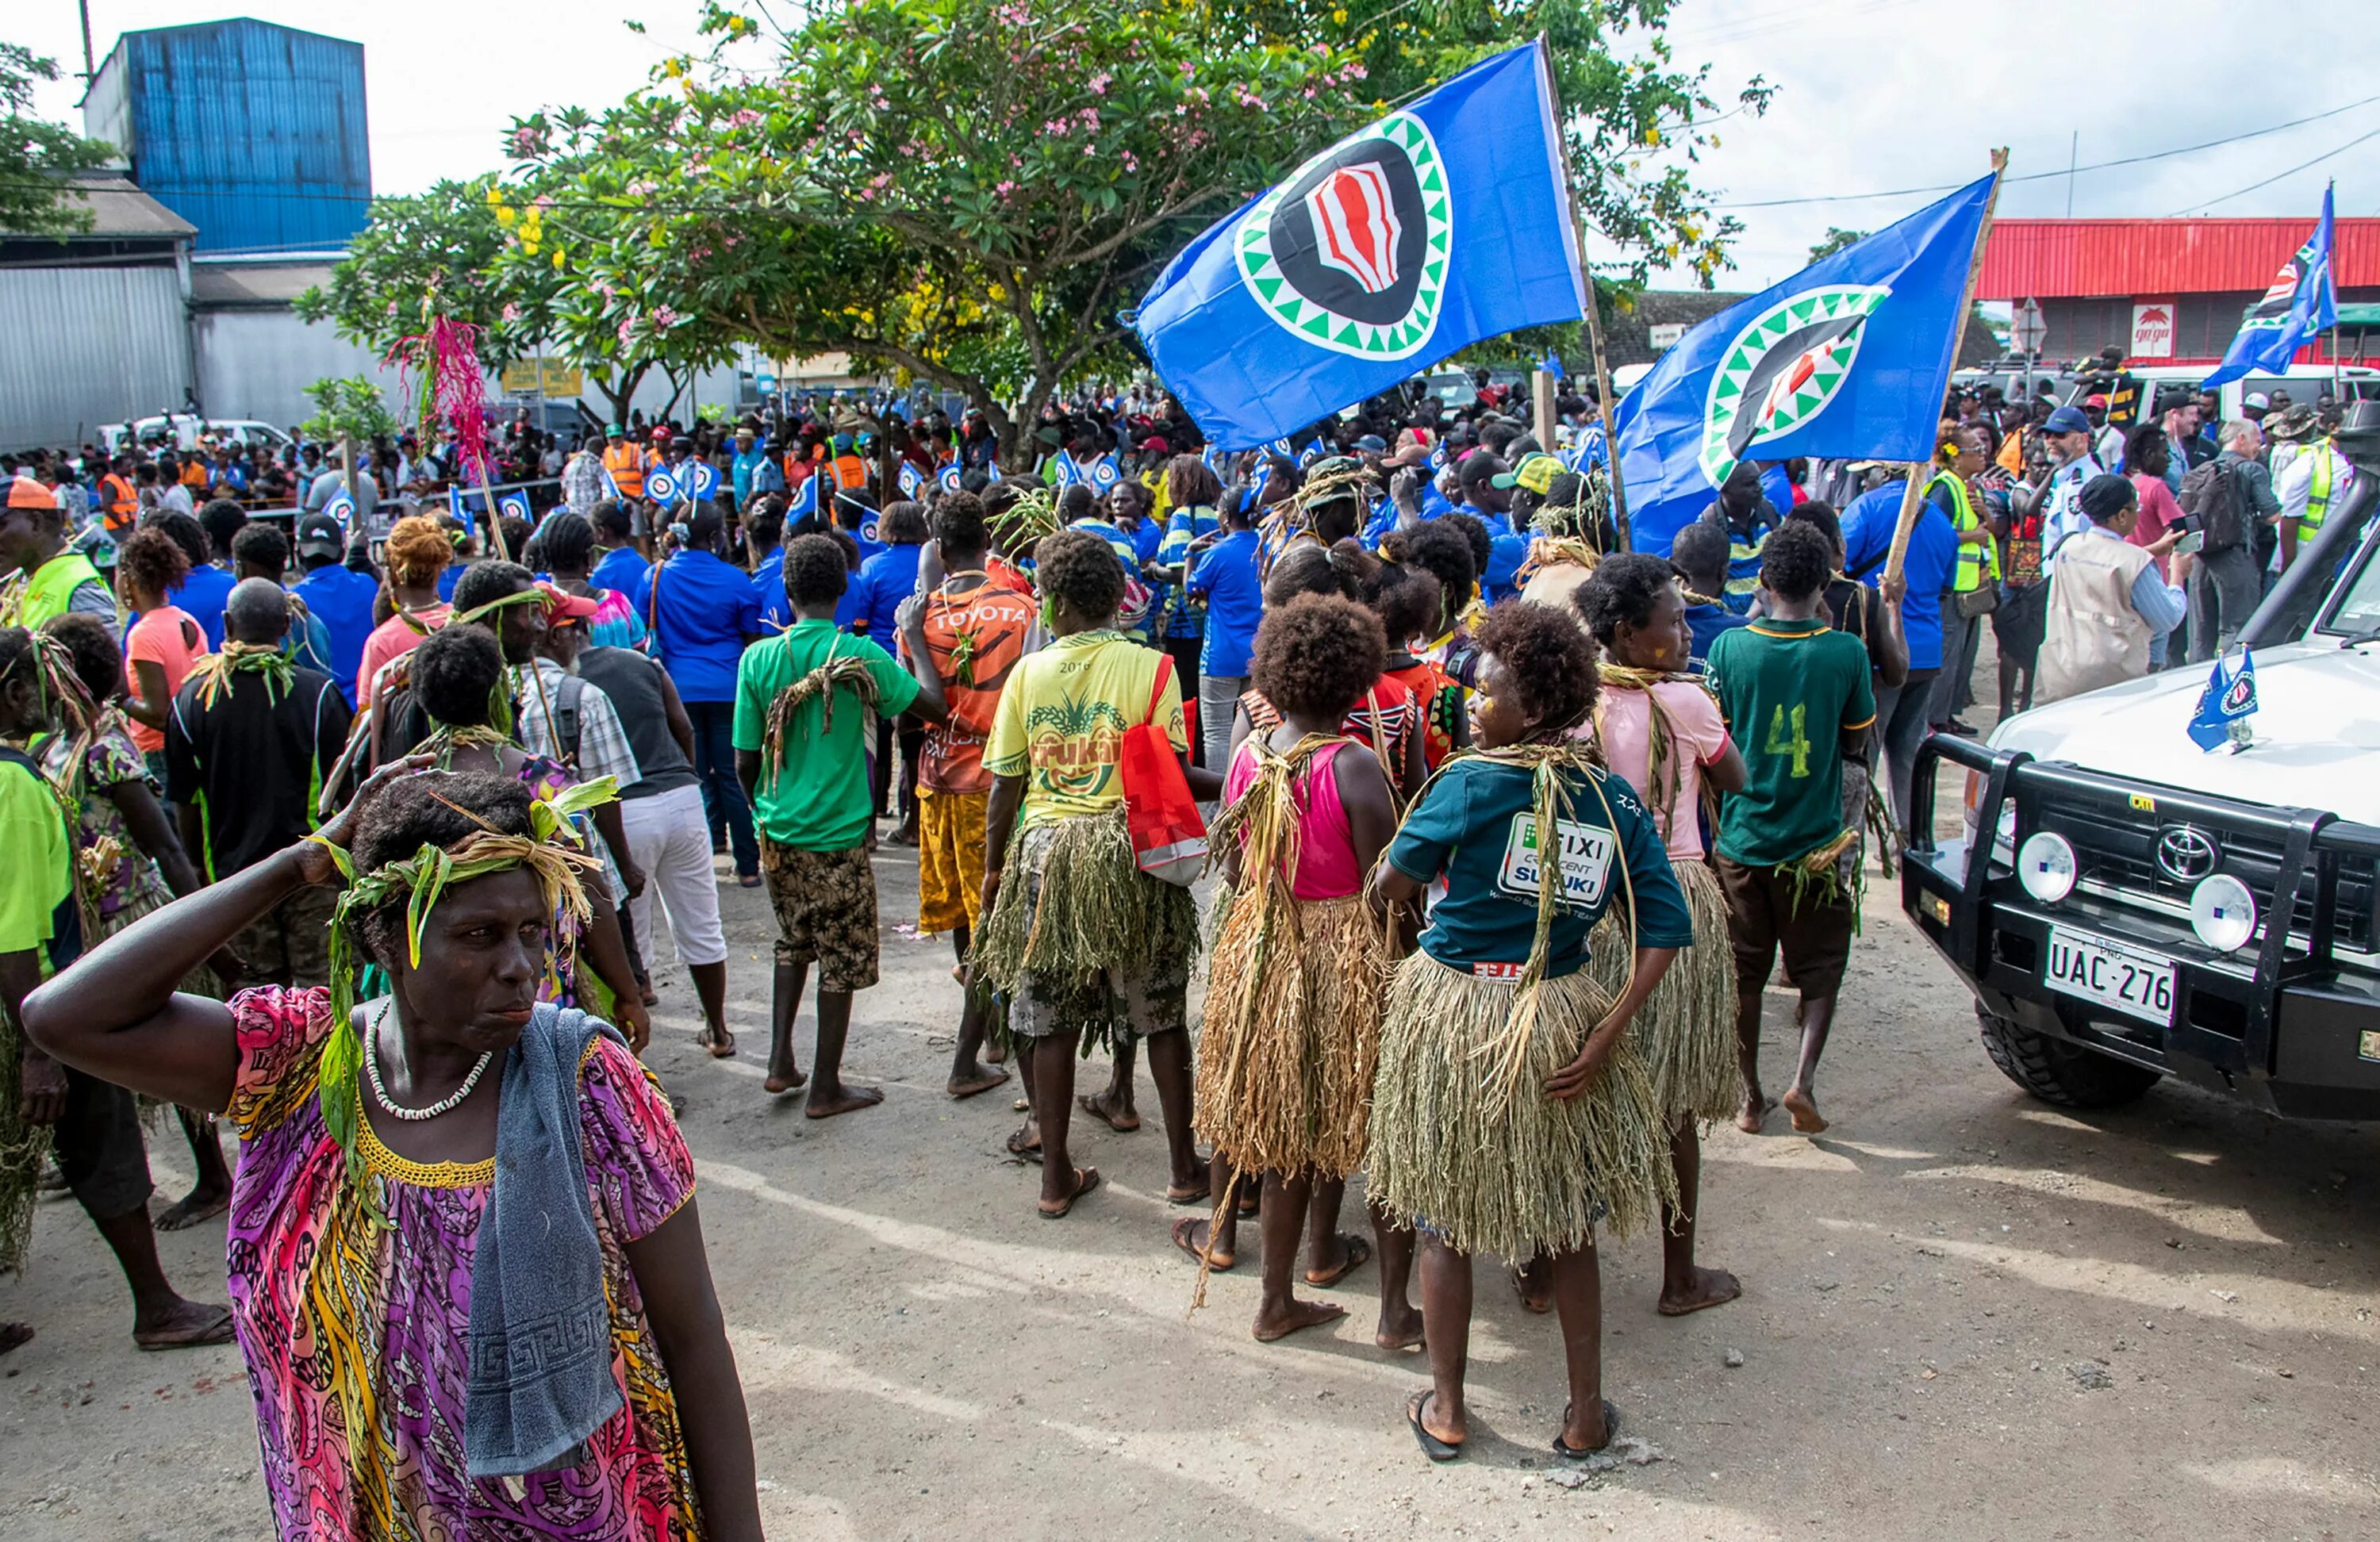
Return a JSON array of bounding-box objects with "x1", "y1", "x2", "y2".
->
[
  {"x1": 0, "y1": 264, "x2": 191, "y2": 449},
  {"x1": 95, "y1": 21, "x2": 370, "y2": 255},
  {"x1": 194, "y1": 308, "x2": 406, "y2": 433}
]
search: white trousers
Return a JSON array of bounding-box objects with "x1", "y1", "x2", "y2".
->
[{"x1": 621, "y1": 784, "x2": 729, "y2": 969}]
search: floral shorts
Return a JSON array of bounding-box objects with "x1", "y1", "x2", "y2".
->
[{"x1": 760, "y1": 842, "x2": 879, "y2": 992}]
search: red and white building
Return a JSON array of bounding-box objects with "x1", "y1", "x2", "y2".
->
[{"x1": 1977, "y1": 217, "x2": 2380, "y2": 367}]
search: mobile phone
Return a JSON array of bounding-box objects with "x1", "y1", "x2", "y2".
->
[{"x1": 2173, "y1": 530, "x2": 2204, "y2": 557}]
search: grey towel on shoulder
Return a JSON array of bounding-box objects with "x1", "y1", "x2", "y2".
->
[{"x1": 464, "y1": 1002, "x2": 627, "y2": 1479}]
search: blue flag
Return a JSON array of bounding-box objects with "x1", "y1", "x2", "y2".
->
[
  {"x1": 322, "y1": 488, "x2": 356, "y2": 527},
  {"x1": 1134, "y1": 40, "x2": 1587, "y2": 451},
  {"x1": 1538, "y1": 351, "x2": 1563, "y2": 376},
  {"x1": 690, "y1": 458, "x2": 721, "y2": 502},
  {"x1": 497, "y1": 489, "x2": 532, "y2": 526},
  {"x1": 2204, "y1": 186, "x2": 2336, "y2": 390},
  {"x1": 1613, "y1": 173, "x2": 1997, "y2": 554},
  {"x1": 2188, "y1": 649, "x2": 2259, "y2": 753},
  {"x1": 646, "y1": 466, "x2": 682, "y2": 505},
  {"x1": 786, "y1": 467, "x2": 820, "y2": 520},
  {"x1": 898, "y1": 461, "x2": 926, "y2": 500},
  {"x1": 1088, "y1": 453, "x2": 1123, "y2": 493},
  {"x1": 937, "y1": 461, "x2": 965, "y2": 493}
]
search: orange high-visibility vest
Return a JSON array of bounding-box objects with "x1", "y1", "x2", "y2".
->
[
  {"x1": 830, "y1": 454, "x2": 868, "y2": 491},
  {"x1": 100, "y1": 473, "x2": 138, "y2": 531},
  {"x1": 603, "y1": 443, "x2": 646, "y2": 498}
]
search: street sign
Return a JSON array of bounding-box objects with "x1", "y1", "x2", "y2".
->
[
  {"x1": 2013, "y1": 297, "x2": 2048, "y2": 355},
  {"x1": 500, "y1": 359, "x2": 585, "y2": 399}
]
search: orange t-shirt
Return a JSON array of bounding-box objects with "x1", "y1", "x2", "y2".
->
[
  {"x1": 124, "y1": 605, "x2": 210, "y2": 754},
  {"x1": 913, "y1": 575, "x2": 1036, "y2": 795}
]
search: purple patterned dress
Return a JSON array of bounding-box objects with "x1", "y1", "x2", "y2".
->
[{"x1": 221, "y1": 987, "x2": 704, "y2": 1539}]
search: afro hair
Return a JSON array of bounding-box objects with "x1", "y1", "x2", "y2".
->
[
  {"x1": 1572, "y1": 552, "x2": 1676, "y2": 646},
  {"x1": 409, "y1": 623, "x2": 506, "y2": 727},
  {"x1": 930, "y1": 490, "x2": 988, "y2": 556},
  {"x1": 1758, "y1": 519, "x2": 1834, "y2": 605},
  {"x1": 1250, "y1": 593, "x2": 1387, "y2": 726},
  {"x1": 349, "y1": 769, "x2": 533, "y2": 967},
  {"x1": 1384, "y1": 520, "x2": 1477, "y2": 625},
  {"x1": 451, "y1": 560, "x2": 536, "y2": 616},
  {"x1": 38, "y1": 612, "x2": 122, "y2": 708},
  {"x1": 782, "y1": 532, "x2": 850, "y2": 608},
  {"x1": 114, "y1": 526, "x2": 190, "y2": 601},
  {"x1": 1262, "y1": 539, "x2": 1374, "y2": 608},
  {"x1": 1034, "y1": 526, "x2": 1126, "y2": 623},
  {"x1": 1473, "y1": 596, "x2": 1599, "y2": 737},
  {"x1": 1365, "y1": 562, "x2": 1444, "y2": 648}
]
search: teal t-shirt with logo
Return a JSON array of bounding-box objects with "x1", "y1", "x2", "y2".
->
[
  {"x1": 1386, "y1": 756, "x2": 1692, "y2": 978},
  {"x1": 1703, "y1": 616, "x2": 1878, "y2": 869}
]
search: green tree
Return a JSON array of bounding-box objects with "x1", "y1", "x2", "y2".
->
[
  {"x1": 0, "y1": 43, "x2": 115, "y2": 236},
  {"x1": 1808, "y1": 227, "x2": 1867, "y2": 264},
  {"x1": 298, "y1": 377, "x2": 397, "y2": 444}
]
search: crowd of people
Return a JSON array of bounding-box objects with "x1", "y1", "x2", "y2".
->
[{"x1": 0, "y1": 349, "x2": 2351, "y2": 1533}]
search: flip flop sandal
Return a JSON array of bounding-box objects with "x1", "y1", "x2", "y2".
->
[
  {"x1": 1165, "y1": 1180, "x2": 1212, "y2": 1207},
  {"x1": 1005, "y1": 1127, "x2": 1043, "y2": 1164},
  {"x1": 1512, "y1": 1265, "x2": 1555, "y2": 1315},
  {"x1": 1038, "y1": 1166, "x2": 1100, "y2": 1220},
  {"x1": 1077, "y1": 1094, "x2": 1142, "y2": 1133},
  {"x1": 1407, "y1": 1390, "x2": 1462, "y2": 1463},
  {"x1": 1304, "y1": 1232, "x2": 1373, "y2": 1289},
  {"x1": 1171, "y1": 1216, "x2": 1235, "y2": 1272},
  {"x1": 697, "y1": 1030, "x2": 738, "y2": 1060},
  {"x1": 1552, "y1": 1400, "x2": 1622, "y2": 1459},
  {"x1": 136, "y1": 1306, "x2": 236, "y2": 1352}
]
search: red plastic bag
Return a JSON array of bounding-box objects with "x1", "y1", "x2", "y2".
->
[{"x1": 1119, "y1": 653, "x2": 1207, "y2": 886}]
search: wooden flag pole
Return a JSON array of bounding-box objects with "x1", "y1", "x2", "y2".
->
[
  {"x1": 1883, "y1": 148, "x2": 2008, "y2": 588},
  {"x1": 1536, "y1": 33, "x2": 1634, "y2": 550}
]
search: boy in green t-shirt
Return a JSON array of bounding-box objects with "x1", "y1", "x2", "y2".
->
[
  {"x1": 1702, "y1": 520, "x2": 1877, "y2": 1138},
  {"x1": 733, "y1": 536, "x2": 946, "y2": 1118}
]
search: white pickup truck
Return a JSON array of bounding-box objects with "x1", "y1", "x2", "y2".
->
[{"x1": 1902, "y1": 404, "x2": 2380, "y2": 1118}]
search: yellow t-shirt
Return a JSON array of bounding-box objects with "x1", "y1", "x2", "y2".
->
[{"x1": 984, "y1": 630, "x2": 1185, "y2": 830}]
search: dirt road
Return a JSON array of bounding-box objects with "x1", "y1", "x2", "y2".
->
[{"x1": 5, "y1": 840, "x2": 2377, "y2": 1540}]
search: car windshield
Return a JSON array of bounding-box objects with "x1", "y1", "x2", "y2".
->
[{"x1": 2318, "y1": 539, "x2": 2380, "y2": 636}]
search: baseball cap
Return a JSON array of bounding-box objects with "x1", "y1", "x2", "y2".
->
[
  {"x1": 6, "y1": 475, "x2": 58, "y2": 509},
  {"x1": 2084, "y1": 393, "x2": 2109, "y2": 409},
  {"x1": 2041, "y1": 405, "x2": 2092, "y2": 435},
  {"x1": 1353, "y1": 434, "x2": 1389, "y2": 455},
  {"x1": 536, "y1": 581, "x2": 601, "y2": 622},
  {"x1": 295, "y1": 512, "x2": 344, "y2": 554},
  {"x1": 1492, "y1": 451, "x2": 1564, "y2": 495},
  {"x1": 2244, "y1": 391, "x2": 2271, "y2": 412},
  {"x1": 605, "y1": 423, "x2": 624, "y2": 439}
]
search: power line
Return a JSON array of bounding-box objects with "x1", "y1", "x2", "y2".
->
[
  {"x1": 1710, "y1": 91, "x2": 2380, "y2": 210},
  {"x1": 2167, "y1": 125, "x2": 2380, "y2": 217}
]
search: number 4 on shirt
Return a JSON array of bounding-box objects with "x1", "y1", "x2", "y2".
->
[{"x1": 1764, "y1": 704, "x2": 1811, "y2": 779}]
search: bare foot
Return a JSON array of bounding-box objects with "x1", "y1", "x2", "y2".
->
[
  {"x1": 1077, "y1": 1088, "x2": 1141, "y2": 1133},
  {"x1": 985, "y1": 1038, "x2": 1009, "y2": 1065},
  {"x1": 947, "y1": 1064, "x2": 1011, "y2": 1099},
  {"x1": 805, "y1": 1084, "x2": 885, "y2": 1119},
  {"x1": 155, "y1": 1187, "x2": 231, "y2": 1232},
  {"x1": 1658, "y1": 1265, "x2": 1743, "y2": 1317},
  {"x1": 1253, "y1": 1295, "x2": 1346, "y2": 1342},
  {"x1": 1737, "y1": 1091, "x2": 1775, "y2": 1134},
  {"x1": 639, "y1": 986, "x2": 659, "y2": 1007},
  {"x1": 1375, "y1": 1302, "x2": 1426, "y2": 1352},
  {"x1": 762, "y1": 1064, "x2": 808, "y2": 1096},
  {"x1": 1782, "y1": 1086, "x2": 1828, "y2": 1134}
]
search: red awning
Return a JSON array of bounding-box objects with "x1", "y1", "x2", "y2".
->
[{"x1": 1978, "y1": 218, "x2": 2380, "y2": 301}]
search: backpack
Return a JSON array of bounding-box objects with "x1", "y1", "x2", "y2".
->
[
  {"x1": 2178, "y1": 459, "x2": 2249, "y2": 555},
  {"x1": 551, "y1": 674, "x2": 586, "y2": 770}
]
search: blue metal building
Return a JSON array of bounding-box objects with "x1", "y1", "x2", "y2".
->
[{"x1": 83, "y1": 18, "x2": 370, "y2": 255}]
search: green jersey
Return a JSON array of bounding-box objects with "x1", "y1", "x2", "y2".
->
[{"x1": 1704, "y1": 616, "x2": 1876, "y2": 869}]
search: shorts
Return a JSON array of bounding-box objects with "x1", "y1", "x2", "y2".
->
[
  {"x1": 1714, "y1": 854, "x2": 1856, "y2": 1002},
  {"x1": 760, "y1": 842, "x2": 879, "y2": 992},
  {"x1": 1003, "y1": 824, "x2": 1189, "y2": 1044},
  {"x1": 55, "y1": 1067, "x2": 153, "y2": 1222},
  {"x1": 231, "y1": 882, "x2": 338, "y2": 991},
  {"x1": 916, "y1": 785, "x2": 988, "y2": 935}
]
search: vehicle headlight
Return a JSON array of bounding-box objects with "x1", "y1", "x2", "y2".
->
[
  {"x1": 2017, "y1": 831, "x2": 2076, "y2": 903},
  {"x1": 2190, "y1": 873, "x2": 2257, "y2": 953}
]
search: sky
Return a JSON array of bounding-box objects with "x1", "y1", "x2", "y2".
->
[{"x1": 21, "y1": 0, "x2": 2380, "y2": 293}]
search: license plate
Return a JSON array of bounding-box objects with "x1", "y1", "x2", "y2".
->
[{"x1": 2043, "y1": 927, "x2": 2175, "y2": 1026}]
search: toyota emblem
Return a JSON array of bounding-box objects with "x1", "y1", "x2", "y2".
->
[{"x1": 2155, "y1": 825, "x2": 2221, "y2": 883}]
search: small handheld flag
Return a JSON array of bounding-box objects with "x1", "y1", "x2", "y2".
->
[
  {"x1": 899, "y1": 461, "x2": 926, "y2": 500},
  {"x1": 2188, "y1": 649, "x2": 2259, "y2": 754},
  {"x1": 937, "y1": 462, "x2": 965, "y2": 493},
  {"x1": 1538, "y1": 351, "x2": 1564, "y2": 377},
  {"x1": 497, "y1": 489, "x2": 532, "y2": 526},
  {"x1": 646, "y1": 466, "x2": 681, "y2": 505},
  {"x1": 1052, "y1": 454, "x2": 1084, "y2": 490},
  {"x1": 2204, "y1": 186, "x2": 2337, "y2": 390},
  {"x1": 786, "y1": 470, "x2": 819, "y2": 520},
  {"x1": 1612, "y1": 173, "x2": 1998, "y2": 554},
  {"x1": 1134, "y1": 40, "x2": 1587, "y2": 451},
  {"x1": 1088, "y1": 453, "x2": 1122, "y2": 493},
  {"x1": 322, "y1": 488, "x2": 357, "y2": 527},
  {"x1": 690, "y1": 458, "x2": 722, "y2": 501}
]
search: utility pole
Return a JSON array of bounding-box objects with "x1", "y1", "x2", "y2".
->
[{"x1": 2067, "y1": 130, "x2": 2079, "y2": 217}]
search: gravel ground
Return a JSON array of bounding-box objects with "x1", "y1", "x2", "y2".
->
[{"x1": 5, "y1": 765, "x2": 2378, "y2": 1539}]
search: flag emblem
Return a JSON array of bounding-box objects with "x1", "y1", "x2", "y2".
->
[
  {"x1": 1235, "y1": 113, "x2": 1452, "y2": 360},
  {"x1": 1699, "y1": 285, "x2": 1891, "y2": 490}
]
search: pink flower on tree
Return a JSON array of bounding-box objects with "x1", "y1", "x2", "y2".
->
[
  {"x1": 1088, "y1": 71, "x2": 1111, "y2": 95},
  {"x1": 501, "y1": 303, "x2": 521, "y2": 323}
]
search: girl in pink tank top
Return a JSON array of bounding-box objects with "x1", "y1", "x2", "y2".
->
[{"x1": 1183, "y1": 595, "x2": 1407, "y2": 1349}]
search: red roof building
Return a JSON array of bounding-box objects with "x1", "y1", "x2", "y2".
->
[{"x1": 1976, "y1": 217, "x2": 2380, "y2": 367}]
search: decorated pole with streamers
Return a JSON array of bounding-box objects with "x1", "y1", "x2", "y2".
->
[{"x1": 388, "y1": 310, "x2": 512, "y2": 562}]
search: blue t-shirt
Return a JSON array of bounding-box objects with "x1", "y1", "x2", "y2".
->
[
  {"x1": 1841, "y1": 480, "x2": 1956, "y2": 671},
  {"x1": 1157, "y1": 504, "x2": 1221, "y2": 639},
  {"x1": 168, "y1": 562, "x2": 237, "y2": 650},
  {"x1": 752, "y1": 549, "x2": 789, "y2": 633},
  {"x1": 850, "y1": 543, "x2": 923, "y2": 643},
  {"x1": 1188, "y1": 527, "x2": 1264, "y2": 677},
  {"x1": 1386, "y1": 757, "x2": 1692, "y2": 978},
  {"x1": 436, "y1": 565, "x2": 462, "y2": 604},
  {"x1": 1475, "y1": 510, "x2": 1530, "y2": 603},
  {"x1": 1685, "y1": 603, "x2": 1749, "y2": 673},
  {"x1": 731, "y1": 447, "x2": 772, "y2": 506},
  {"x1": 590, "y1": 545, "x2": 651, "y2": 597},
  {"x1": 291, "y1": 562, "x2": 381, "y2": 705},
  {"x1": 630, "y1": 549, "x2": 761, "y2": 704},
  {"x1": 1837, "y1": 481, "x2": 1902, "y2": 581}
]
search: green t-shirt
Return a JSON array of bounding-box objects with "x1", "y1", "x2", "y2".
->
[
  {"x1": 731, "y1": 619, "x2": 919, "y2": 852},
  {"x1": 1704, "y1": 617, "x2": 1877, "y2": 869},
  {"x1": 0, "y1": 754, "x2": 71, "y2": 968}
]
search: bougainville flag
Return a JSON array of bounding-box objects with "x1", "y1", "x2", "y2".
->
[
  {"x1": 1134, "y1": 40, "x2": 1586, "y2": 451},
  {"x1": 2204, "y1": 185, "x2": 2336, "y2": 390},
  {"x1": 1612, "y1": 173, "x2": 1996, "y2": 554}
]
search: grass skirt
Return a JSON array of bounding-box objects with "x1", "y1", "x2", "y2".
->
[
  {"x1": 1366, "y1": 952, "x2": 1677, "y2": 1259},
  {"x1": 970, "y1": 807, "x2": 1201, "y2": 1048},
  {"x1": 1193, "y1": 892, "x2": 1387, "y2": 1179},
  {"x1": 1588, "y1": 857, "x2": 1742, "y2": 1126}
]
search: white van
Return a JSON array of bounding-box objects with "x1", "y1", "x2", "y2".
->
[{"x1": 96, "y1": 416, "x2": 295, "y2": 456}]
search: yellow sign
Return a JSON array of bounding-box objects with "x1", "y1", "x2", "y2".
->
[
  {"x1": 2129, "y1": 793, "x2": 2157, "y2": 813},
  {"x1": 501, "y1": 359, "x2": 585, "y2": 398}
]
